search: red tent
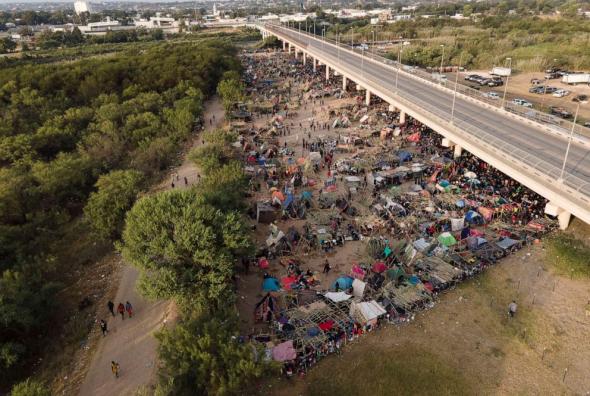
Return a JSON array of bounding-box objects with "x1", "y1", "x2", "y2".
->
[{"x1": 372, "y1": 261, "x2": 387, "y2": 273}]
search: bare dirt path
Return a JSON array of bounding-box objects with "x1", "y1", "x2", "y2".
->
[{"x1": 77, "y1": 98, "x2": 225, "y2": 396}]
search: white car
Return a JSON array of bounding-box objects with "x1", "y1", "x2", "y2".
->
[
  {"x1": 511, "y1": 98, "x2": 533, "y2": 108},
  {"x1": 483, "y1": 92, "x2": 500, "y2": 100},
  {"x1": 552, "y1": 89, "x2": 570, "y2": 97}
]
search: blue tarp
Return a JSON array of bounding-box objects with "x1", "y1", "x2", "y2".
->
[
  {"x1": 465, "y1": 210, "x2": 481, "y2": 223},
  {"x1": 455, "y1": 199, "x2": 465, "y2": 208},
  {"x1": 283, "y1": 193, "x2": 294, "y2": 208},
  {"x1": 301, "y1": 191, "x2": 312, "y2": 201},
  {"x1": 398, "y1": 150, "x2": 412, "y2": 163},
  {"x1": 496, "y1": 238, "x2": 519, "y2": 250},
  {"x1": 439, "y1": 180, "x2": 450, "y2": 187},
  {"x1": 332, "y1": 276, "x2": 354, "y2": 290},
  {"x1": 262, "y1": 277, "x2": 281, "y2": 292},
  {"x1": 408, "y1": 275, "x2": 420, "y2": 285}
]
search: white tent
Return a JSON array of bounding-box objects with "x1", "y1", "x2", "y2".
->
[
  {"x1": 324, "y1": 291, "x2": 353, "y2": 303},
  {"x1": 349, "y1": 300, "x2": 387, "y2": 325},
  {"x1": 352, "y1": 278, "x2": 366, "y2": 298}
]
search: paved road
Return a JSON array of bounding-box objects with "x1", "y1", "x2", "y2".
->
[{"x1": 269, "y1": 26, "x2": 590, "y2": 198}]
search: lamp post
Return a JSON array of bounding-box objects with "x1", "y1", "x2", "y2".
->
[
  {"x1": 439, "y1": 44, "x2": 445, "y2": 74},
  {"x1": 322, "y1": 28, "x2": 325, "y2": 49},
  {"x1": 337, "y1": 33, "x2": 341, "y2": 63},
  {"x1": 559, "y1": 102, "x2": 580, "y2": 182},
  {"x1": 361, "y1": 47, "x2": 365, "y2": 79},
  {"x1": 395, "y1": 46, "x2": 402, "y2": 92},
  {"x1": 451, "y1": 53, "x2": 464, "y2": 124},
  {"x1": 501, "y1": 57, "x2": 512, "y2": 108},
  {"x1": 351, "y1": 28, "x2": 354, "y2": 47},
  {"x1": 371, "y1": 30, "x2": 375, "y2": 55},
  {"x1": 541, "y1": 76, "x2": 548, "y2": 110}
]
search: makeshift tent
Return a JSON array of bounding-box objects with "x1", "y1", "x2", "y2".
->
[
  {"x1": 350, "y1": 264, "x2": 366, "y2": 280},
  {"x1": 262, "y1": 277, "x2": 281, "y2": 292},
  {"x1": 465, "y1": 210, "x2": 483, "y2": 224},
  {"x1": 496, "y1": 237, "x2": 519, "y2": 250},
  {"x1": 397, "y1": 151, "x2": 412, "y2": 162},
  {"x1": 272, "y1": 340, "x2": 297, "y2": 362},
  {"x1": 332, "y1": 276, "x2": 354, "y2": 290},
  {"x1": 450, "y1": 218, "x2": 465, "y2": 232},
  {"x1": 281, "y1": 276, "x2": 298, "y2": 290},
  {"x1": 437, "y1": 232, "x2": 457, "y2": 247},
  {"x1": 324, "y1": 291, "x2": 353, "y2": 303},
  {"x1": 386, "y1": 267, "x2": 406, "y2": 282},
  {"x1": 352, "y1": 278, "x2": 366, "y2": 298},
  {"x1": 349, "y1": 301, "x2": 387, "y2": 326},
  {"x1": 372, "y1": 261, "x2": 387, "y2": 273}
]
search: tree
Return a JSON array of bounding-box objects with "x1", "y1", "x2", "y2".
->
[
  {"x1": 85, "y1": 170, "x2": 144, "y2": 240},
  {"x1": 216, "y1": 78, "x2": 245, "y2": 113},
  {"x1": 10, "y1": 378, "x2": 50, "y2": 396},
  {"x1": 0, "y1": 37, "x2": 16, "y2": 54},
  {"x1": 156, "y1": 309, "x2": 267, "y2": 396},
  {"x1": 120, "y1": 189, "x2": 252, "y2": 303},
  {"x1": 197, "y1": 162, "x2": 248, "y2": 212}
]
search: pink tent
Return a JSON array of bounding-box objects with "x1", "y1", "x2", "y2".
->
[
  {"x1": 272, "y1": 340, "x2": 297, "y2": 362},
  {"x1": 350, "y1": 264, "x2": 366, "y2": 280},
  {"x1": 372, "y1": 261, "x2": 387, "y2": 273}
]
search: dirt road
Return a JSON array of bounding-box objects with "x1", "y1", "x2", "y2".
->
[{"x1": 77, "y1": 98, "x2": 225, "y2": 396}]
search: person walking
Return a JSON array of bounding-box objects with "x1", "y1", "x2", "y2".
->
[
  {"x1": 323, "y1": 259, "x2": 331, "y2": 274},
  {"x1": 125, "y1": 301, "x2": 133, "y2": 318},
  {"x1": 111, "y1": 361, "x2": 120, "y2": 378},
  {"x1": 117, "y1": 302, "x2": 125, "y2": 320},
  {"x1": 100, "y1": 319, "x2": 108, "y2": 336},
  {"x1": 508, "y1": 300, "x2": 518, "y2": 318},
  {"x1": 107, "y1": 301, "x2": 115, "y2": 317}
]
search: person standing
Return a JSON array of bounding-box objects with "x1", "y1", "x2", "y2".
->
[
  {"x1": 107, "y1": 301, "x2": 115, "y2": 317},
  {"x1": 125, "y1": 301, "x2": 133, "y2": 318},
  {"x1": 508, "y1": 300, "x2": 518, "y2": 318},
  {"x1": 323, "y1": 259, "x2": 331, "y2": 274},
  {"x1": 111, "y1": 361, "x2": 120, "y2": 378},
  {"x1": 117, "y1": 302, "x2": 125, "y2": 320},
  {"x1": 100, "y1": 319, "x2": 108, "y2": 336}
]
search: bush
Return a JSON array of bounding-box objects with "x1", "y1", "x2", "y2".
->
[{"x1": 10, "y1": 378, "x2": 50, "y2": 396}]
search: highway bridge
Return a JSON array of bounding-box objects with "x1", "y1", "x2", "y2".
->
[{"x1": 255, "y1": 23, "x2": 590, "y2": 229}]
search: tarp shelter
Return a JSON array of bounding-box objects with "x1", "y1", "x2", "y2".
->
[
  {"x1": 324, "y1": 291, "x2": 353, "y2": 303},
  {"x1": 455, "y1": 199, "x2": 465, "y2": 208},
  {"x1": 372, "y1": 261, "x2": 387, "y2": 273},
  {"x1": 437, "y1": 232, "x2": 457, "y2": 247},
  {"x1": 386, "y1": 267, "x2": 406, "y2": 282},
  {"x1": 309, "y1": 152, "x2": 322, "y2": 163},
  {"x1": 450, "y1": 218, "x2": 465, "y2": 232},
  {"x1": 350, "y1": 264, "x2": 366, "y2": 280},
  {"x1": 281, "y1": 276, "x2": 298, "y2": 290},
  {"x1": 466, "y1": 236, "x2": 487, "y2": 250},
  {"x1": 397, "y1": 150, "x2": 412, "y2": 163},
  {"x1": 333, "y1": 276, "x2": 354, "y2": 290},
  {"x1": 349, "y1": 301, "x2": 387, "y2": 326},
  {"x1": 465, "y1": 210, "x2": 483, "y2": 224},
  {"x1": 352, "y1": 278, "x2": 366, "y2": 298},
  {"x1": 496, "y1": 237, "x2": 519, "y2": 250},
  {"x1": 262, "y1": 277, "x2": 281, "y2": 292},
  {"x1": 272, "y1": 340, "x2": 297, "y2": 362}
]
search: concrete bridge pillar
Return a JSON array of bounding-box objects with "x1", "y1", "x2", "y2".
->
[
  {"x1": 303, "y1": 52, "x2": 306, "y2": 65},
  {"x1": 342, "y1": 76, "x2": 347, "y2": 90},
  {"x1": 453, "y1": 145, "x2": 463, "y2": 158},
  {"x1": 545, "y1": 202, "x2": 572, "y2": 230},
  {"x1": 288, "y1": 44, "x2": 292, "y2": 54},
  {"x1": 366, "y1": 90, "x2": 371, "y2": 106},
  {"x1": 399, "y1": 110, "x2": 406, "y2": 124},
  {"x1": 282, "y1": 41, "x2": 286, "y2": 51},
  {"x1": 326, "y1": 65, "x2": 330, "y2": 81},
  {"x1": 313, "y1": 58, "x2": 317, "y2": 72},
  {"x1": 388, "y1": 104, "x2": 395, "y2": 112},
  {"x1": 356, "y1": 84, "x2": 363, "y2": 91}
]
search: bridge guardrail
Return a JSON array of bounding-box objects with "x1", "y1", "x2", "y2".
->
[
  {"x1": 267, "y1": 23, "x2": 590, "y2": 142},
  {"x1": 264, "y1": 23, "x2": 590, "y2": 201}
]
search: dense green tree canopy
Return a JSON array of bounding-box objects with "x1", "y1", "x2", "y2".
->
[{"x1": 120, "y1": 189, "x2": 252, "y2": 304}]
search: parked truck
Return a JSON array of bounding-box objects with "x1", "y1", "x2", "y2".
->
[
  {"x1": 561, "y1": 73, "x2": 590, "y2": 85},
  {"x1": 490, "y1": 67, "x2": 512, "y2": 77}
]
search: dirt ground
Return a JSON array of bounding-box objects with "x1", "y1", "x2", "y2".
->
[
  {"x1": 236, "y1": 52, "x2": 589, "y2": 396},
  {"x1": 69, "y1": 98, "x2": 226, "y2": 396},
  {"x1": 264, "y1": 233, "x2": 590, "y2": 395},
  {"x1": 462, "y1": 70, "x2": 590, "y2": 121}
]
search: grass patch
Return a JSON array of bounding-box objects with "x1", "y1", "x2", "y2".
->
[
  {"x1": 305, "y1": 346, "x2": 475, "y2": 396},
  {"x1": 545, "y1": 233, "x2": 590, "y2": 279}
]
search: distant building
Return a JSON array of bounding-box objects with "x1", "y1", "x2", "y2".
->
[
  {"x1": 74, "y1": 0, "x2": 92, "y2": 15},
  {"x1": 78, "y1": 17, "x2": 121, "y2": 33}
]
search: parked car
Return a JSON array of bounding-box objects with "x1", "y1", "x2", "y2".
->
[
  {"x1": 572, "y1": 94, "x2": 588, "y2": 102},
  {"x1": 483, "y1": 92, "x2": 500, "y2": 100},
  {"x1": 487, "y1": 78, "x2": 503, "y2": 87},
  {"x1": 545, "y1": 72, "x2": 560, "y2": 79},
  {"x1": 584, "y1": 122, "x2": 590, "y2": 128},
  {"x1": 552, "y1": 89, "x2": 570, "y2": 97},
  {"x1": 545, "y1": 86, "x2": 558, "y2": 94},
  {"x1": 465, "y1": 74, "x2": 482, "y2": 81},
  {"x1": 529, "y1": 86, "x2": 544, "y2": 94},
  {"x1": 512, "y1": 98, "x2": 533, "y2": 107},
  {"x1": 549, "y1": 106, "x2": 572, "y2": 118},
  {"x1": 530, "y1": 78, "x2": 543, "y2": 85}
]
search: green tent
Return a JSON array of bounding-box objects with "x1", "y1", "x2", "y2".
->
[{"x1": 437, "y1": 232, "x2": 457, "y2": 247}]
